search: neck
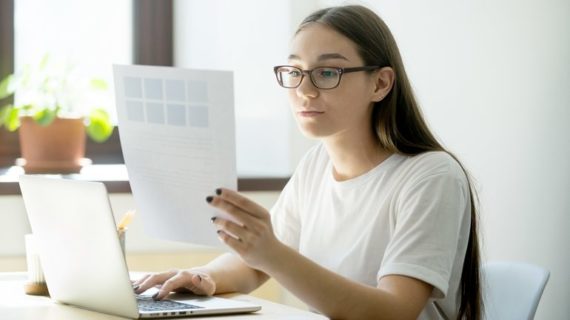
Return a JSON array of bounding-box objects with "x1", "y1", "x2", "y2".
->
[{"x1": 323, "y1": 129, "x2": 392, "y2": 181}]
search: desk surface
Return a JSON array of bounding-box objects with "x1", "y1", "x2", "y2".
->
[{"x1": 0, "y1": 273, "x2": 326, "y2": 319}]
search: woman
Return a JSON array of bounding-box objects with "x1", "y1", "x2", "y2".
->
[{"x1": 133, "y1": 5, "x2": 482, "y2": 319}]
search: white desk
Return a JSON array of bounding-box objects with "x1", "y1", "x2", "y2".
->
[{"x1": 0, "y1": 273, "x2": 326, "y2": 319}]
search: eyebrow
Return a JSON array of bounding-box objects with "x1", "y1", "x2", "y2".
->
[{"x1": 288, "y1": 53, "x2": 349, "y2": 61}]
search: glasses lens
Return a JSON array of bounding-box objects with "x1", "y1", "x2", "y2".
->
[
  {"x1": 276, "y1": 66, "x2": 303, "y2": 88},
  {"x1": 311, "y1": 67, "x2": 340, "y2": 89}
]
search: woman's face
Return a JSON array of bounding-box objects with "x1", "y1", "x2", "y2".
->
[{"x1": 287, "y1": 23, "x2": 380, "y2": 140}]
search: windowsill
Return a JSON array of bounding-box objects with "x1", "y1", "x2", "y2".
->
[{"x1": 0, "y1": 165, "x2": 289, "y2": 195}]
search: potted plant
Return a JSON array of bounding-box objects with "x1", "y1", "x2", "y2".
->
[{"x1": 0, "y1": 56, "x2": 114, "y2": 173}]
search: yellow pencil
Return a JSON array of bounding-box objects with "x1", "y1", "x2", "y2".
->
[{"x1": 118, "y1": 209, "x2": 136, "y2": 231}]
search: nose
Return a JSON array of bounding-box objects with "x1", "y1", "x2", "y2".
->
[{"x1": 295, "y1": 74, "x2": 319, "y2": 99}]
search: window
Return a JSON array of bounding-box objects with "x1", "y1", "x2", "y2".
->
[
  {"x1": 174, "y1": 0, "x2": 316, "y2": 177},
  {"x1": 1, "y1": 0, "x2": 303, "y2": 191},
  {"x1": 0, "y1": 0, "x2": 132, "y2": 165},
  {"x1": 15, "y1": 0, "x2": 133, "y2": 122}
]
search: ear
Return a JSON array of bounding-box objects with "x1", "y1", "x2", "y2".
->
[{"x1": 370, "y1": 67, "x2": 395, "y2": 102}]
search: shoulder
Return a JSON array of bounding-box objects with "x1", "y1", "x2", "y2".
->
[
  {"x1": 401, "y1": 151, "x2": 465, "y2": 178},
  {"x1": 393, "y1": 152, "x2": 472, "y2": 218},
  {"x1": 394, "y1": 151, "x2": 469, "y2": 190}
]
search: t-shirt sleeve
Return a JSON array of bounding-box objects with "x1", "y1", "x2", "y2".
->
[
  {"x1": 270, "y1": 171, "x2": 301, "y2": 250},
  {"x1": 378, "y1": 161, "x2": 470, "y2": 299}
]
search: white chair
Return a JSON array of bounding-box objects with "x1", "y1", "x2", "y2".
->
[{"x1": 482, "y1": 261, "x2": 550, "y2": 320}]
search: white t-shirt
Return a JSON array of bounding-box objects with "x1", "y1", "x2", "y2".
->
[{"x1": 270, "y1": 144, "x2": 471, "y2": 319}]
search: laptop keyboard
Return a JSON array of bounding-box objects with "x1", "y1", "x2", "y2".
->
[{"x1": 137, "y1": 295, "x2": 203, "y2": 312}]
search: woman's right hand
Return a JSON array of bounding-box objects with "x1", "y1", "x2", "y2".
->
[{"x1": 133, "y1": 269, "x2": 216, "y2": 300}]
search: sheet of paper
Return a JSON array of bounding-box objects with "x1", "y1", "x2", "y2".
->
[{"x1": 113, "y1": 65, "x2": 236, "y2": 247}]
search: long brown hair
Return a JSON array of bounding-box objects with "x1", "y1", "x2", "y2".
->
[{"x1": 298, "y1": 5, "x2": 482, "y2": 319}]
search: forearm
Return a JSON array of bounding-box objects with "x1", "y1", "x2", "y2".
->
[
  {"x1": 194, "y1": 253, "x2": 268, "y2": 294},
  {"x1": 262, "y1": 244, "x2": 419, "y2": 320},
  {"x1": 205, "y1": 189, "x2": 429, "y2": 318}
]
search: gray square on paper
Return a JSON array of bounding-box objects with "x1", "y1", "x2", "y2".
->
[
  {"x1": 188, "y1": 105, "x2": 209, "y2": 127},
  {"x1": 144, "y1": 78, "x2": 163, "y2": 100},
  {"x1": 146, "y1": 102, "x2": 165, "y2": 124},
  {"x1": 165, "y1": 80, "x2": 186, "y2": 102},
  {"x1": 167, "y1": 104, "x2": 187, "y2": 126},
  {"x1": 124, "y1": 77, "x2": 142, "y2": 98},
  {"x1": 187, "y1": 80, "x2": 208, "y2": 102},
  {"x1": 126, "y1": 100, "x2": 144, "y2": 122}
]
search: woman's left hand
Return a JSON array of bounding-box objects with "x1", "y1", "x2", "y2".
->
[{"x1": 207, "y1": 188, "x2": 282, "y2": 271}]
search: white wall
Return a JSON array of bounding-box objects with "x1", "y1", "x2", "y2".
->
[{"x1": 320, "y1": 0, "x2": 570, "y2": 319}]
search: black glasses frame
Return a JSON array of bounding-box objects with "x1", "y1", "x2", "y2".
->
[{"x1": 273, "y1": 65, "x2": 380, "y2": 89}]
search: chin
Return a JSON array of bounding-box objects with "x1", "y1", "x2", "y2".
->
[{"x1": 297, "y1": 123, "x2": 331, "y2": 139}]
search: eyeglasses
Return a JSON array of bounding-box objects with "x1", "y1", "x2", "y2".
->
[{"x1": 273, "y1": 65, "x2": 380, "y2": 90}]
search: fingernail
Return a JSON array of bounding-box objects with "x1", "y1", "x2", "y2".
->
[
  {"x1": 210, "y1": 217, "x2": 217, "y2": 223},
  {"x1": 197, "y1": 275, "x2": 202, "y2": 282},
  {"x1": 217, "y1": 230, "x2": 222, "y2": 235},
  {"x1": 133, "y1": 285, "x2": 140, "y2": 291},
  {"x1": 215, "y1": 188, "x2": 222, "y2": 195},
  {"x1": 206, "y1": 196, "x2": 213, "y2": 203},
  {"x1": 152, "y1": 292, "x2": 159, "y2": 300}
]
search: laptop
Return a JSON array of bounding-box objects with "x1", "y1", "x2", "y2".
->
[{"x1": 19, "y1": 175, "x2": 261, "y2": 318}]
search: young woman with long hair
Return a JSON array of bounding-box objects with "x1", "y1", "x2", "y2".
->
[{"x1": 134, "y1": 5, "x2": 482, "y2": 319}]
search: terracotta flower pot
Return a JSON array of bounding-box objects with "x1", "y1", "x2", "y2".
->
[{"x1": 18, "y1": 116, "x2": 89, "y2": 173}]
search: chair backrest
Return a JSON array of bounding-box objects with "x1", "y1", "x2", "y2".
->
[{"x1": 482, "y1": 261, "x2": 550, "y2": 320}]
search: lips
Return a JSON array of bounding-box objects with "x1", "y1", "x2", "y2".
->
[{"x1": 297, "y1": 110, "x2": 324, "y2": 117}]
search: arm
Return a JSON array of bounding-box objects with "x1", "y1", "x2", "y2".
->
[
  {"x1": 196, "y1": 252, "x2": 269, "y2": 294},
  {"x1": 264, "y1": 242, "x2": 432, "y2": 319},
  {"x1": 133, "y1": 252, "x2": 269, "y2": 300},
  {"x1": 210, "y1": 188, "x2": 432, "y2": 320}
]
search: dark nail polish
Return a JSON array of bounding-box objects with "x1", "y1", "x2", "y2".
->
[
  {"x1": 133, "y1": 285, "x2": 140, "y2": 291},
  {"x1": 215, "y1": 188, "x2": 222, "y2": 195},
  {"x1": 210, "y1": 217, "x2": 217, "y2": 223},
  {"x1": 197, "y1": 275, "x2": 202, "y2": 282},
  {"x1": 217, "y1": 230, "x2": 222, "y2": 235},
  {"x1": 206, "y1": 196, "x2": 213, "y2": 203},
  {"x1": 152, "y1": 292, "x2": 159, "y2": 301}
]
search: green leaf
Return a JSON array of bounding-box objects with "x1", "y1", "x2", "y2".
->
[
  {"x1": 0, "y1": 105, "x2": 10, "y2": 127},
  {"x1": 0, "y1": 74, "x2": 15, "y2": 100},
  {"x1": 86, "y1": 108, "x2": 113, "y2": 143},
  {"x1": 90, "y1": 78, "x2": 108, "y2": 91},
  {"x1": 5, "y1": 106, "x2": 21, "y2": 131},
  {"x1": 33, "y1": 108, "x2": 58, "y2": 126}
]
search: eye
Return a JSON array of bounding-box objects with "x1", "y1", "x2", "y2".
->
[
  {"x1": 288, "y1": 70, "x2": 302, "y2": 78},
  {"x1": 276, "y1": 67, "x2": 302, "y2": 78},
  {"x1": 317, "y1": 68, "x2": 338, "y2": 78}
]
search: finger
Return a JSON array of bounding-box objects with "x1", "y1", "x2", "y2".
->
[
  {"x1": 172, "y1": 274, "x2": 202, "y2": 294},
  {"x1": 213, "y1": 218, "x2": 247, "y2": 242},
  {"x1": 154, "y1": 271, "x2": 194, "y2": 300},
  {"x1": 216, "y1": 188, "x2": 268, "y2": 219},
  {"x1": 217, "y1": 230, "x2": 246, "y2": 253},
  {"x1": 133, "y1": 274, "x2": 155, "y2": 293},
  {"x1": 210, "y1": 197, "x2": 257, "y2": 227},
  {"x1": 135, "y1": 270, "x2": 177, "y2": 294},
  {"x1": 156, "y1": 271, "x2": 216, "y2": 299},
  {"x1": 132, "y1": 274, "x2": 151, "y2": 288},
  {"x1": 189, "y1": 273, "x2": 216, "y2": 296}
]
